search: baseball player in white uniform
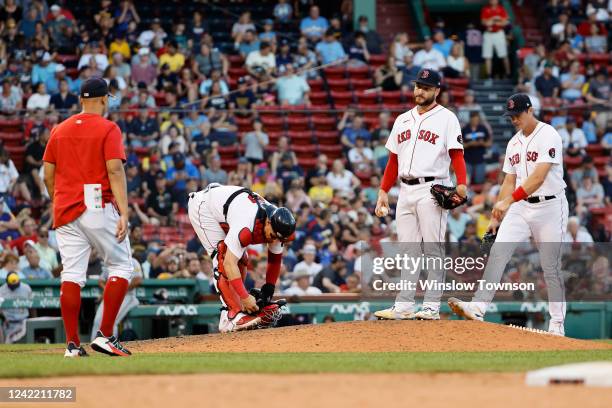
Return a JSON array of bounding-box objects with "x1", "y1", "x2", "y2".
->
[
  {"x1": 374, "y1": 68, "x2": 468, "y2": 320},
  {"x1": 449, "y1": 93, "x2": 569, "y2": 336},
  {"x1": 188, "y1": 183, "x2": 296, "y2": 332}
]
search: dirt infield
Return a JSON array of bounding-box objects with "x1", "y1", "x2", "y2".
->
[
  {"x1": 3, "y1": 373, "x2": 611, "y2": 408},
  {"x1": 130, "y1": 320, "x2": 612, "y2": 353}
]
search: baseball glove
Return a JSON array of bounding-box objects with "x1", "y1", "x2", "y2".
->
[
  {"x1": 480, "y1": 231, "x2": 497, "y2": 255},
  {"x1": 249, "y1": 286, "x2": 286, "y2": 329},
  {"x1": 430, "y1": 184, "x2": 468, "y2": 210}
]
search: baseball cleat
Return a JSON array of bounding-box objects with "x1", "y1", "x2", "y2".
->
[
  {"x1": 548, "y1": 321, "x2": 565, "y2": 337},
  {"x1": 415, "y1": 307, "x2": 440, "y2": 320},
  {"x1": 91, "y1": 331, "x2": 132, "y2": 356},
  {"x1": 64, "y1": 342, "x2": 89, "y2": 358},
  {"x1": 447, "y1": 298, "x2": 484, "y2": 321},
  {"x1": 374, "y1": 306, "x2": 416, "y2": 320},
  {"x1": 219, "y1": 310, "x2": 263, "y2": 333}
]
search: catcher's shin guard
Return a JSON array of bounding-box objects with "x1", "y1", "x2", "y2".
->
[{"x1": 214, "y1": 240, "x2": 244, "y2": 319}]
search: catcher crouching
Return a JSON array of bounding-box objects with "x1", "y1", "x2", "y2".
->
[{"x1": 188, "y1": 183, "x2": 296, "y2": 333}]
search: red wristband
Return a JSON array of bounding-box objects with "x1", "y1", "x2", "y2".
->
[
  {"x1": 511, "y1": 186, "x2": 527, "y2": 202},
  {"x1": 230, "y1": 278, "x2": 249, "y2": 299}
]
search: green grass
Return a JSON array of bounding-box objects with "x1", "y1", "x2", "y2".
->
[{"x1": 1, "y1": 350, "x2": 612, "y2": 378}]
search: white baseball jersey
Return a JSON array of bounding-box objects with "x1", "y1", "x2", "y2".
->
[
  {"x1": 386, "y1": 104, "x2": 463, "y2": 180},
  {"x1": 188, "y1": 184, "x2": 282, "y2": 260},
  {"x1": 502, "y1": 121, "x2": 566, "y2": 196}
]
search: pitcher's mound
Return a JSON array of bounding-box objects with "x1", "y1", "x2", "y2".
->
[{"x1": 130, "y1": 321, "x2": 612, "y2": 353}]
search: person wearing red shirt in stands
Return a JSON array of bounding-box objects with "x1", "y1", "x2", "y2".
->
[
  {"x1": 43, "y1": 77, "x2": 134, "y2": 358},
  {"x1": 577, "y1": 9, "x2": 608, "y2": 38},
  {"x1": 480, "y1": 0, "x2": 510, "y2": 78}
]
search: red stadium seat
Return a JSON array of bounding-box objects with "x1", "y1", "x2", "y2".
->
[
  {"x1": 285, "y1": 105, "x2": 309, "y2": 118},
  {"x1": 369, "y1": 55, "x2": 386, "y2": 68},
  {"x1": 355, "y1": 90, "x2": 379, "y2": 106},
  {"x1": 260, "y1": 116, "x2": 285, "y2": 131},
  {"x1": 266, "y1": 131, "x2": 285, "y2": 145},
  {"x1": 228, "y1": 67, "x2": 248, "y2": 78},
  {"x1": 297, "y1": 157, "x2": 318, "y2": 169},
  {"x1": 311, "y1": 116, "x2": 336, "y2": 131},
  {"x1": 235, "y1": 116, "x2": 254, "y2": 132},
  {"x1": 220, "y1": 158, "x2": 238, "y2": 171},
  {"x1": 327, "y1": 79, "x2": 350, "y2": 91},
  {"x1": 318, "y1": 144, "x2": 343, "y2": 158},
  {"x1": 586, "y1": 144, "x2": 604, "y2": 157},
  {"x1": 330, "y1": 91, "x2": 354, "y2": 108},
  {"x1": 564, "y1": 155, "x2": 582, "y2": 170},
  {"x1": 228, "y1": 55, "x2": 244, "y2": 68},
  {"x1": 287, "y1": 130, "x2": 313, "y2": 145},
  {"x1": 363, "y1": 117, "x2": 379, "y2": 130},
  {"x1": 308, "y1": 79, "x2": 325, "y2": 92},
  {"x1": 444, "y1": 78, "x2": 470, "y2": 88},
  {"x1": 347, "y1": 66, "x2": 370, "y2": 79},
  {"x1": 218, "y1": 145, "x2": 240, "y2": 158},
  {"x1": 292, "y1": 144, "x2": 317, "y2": 157},
  {"x1": 309, "y1": 91, "x2": 329, "y2": 106},
  {"x1": 351, "y1": 78, "x2": 375, "y2": 91},
  {"x1": 255, "y1": 105, "x2": 284, "y2": 118},
  {"x1": 286, "y1": 117, "x2": 311, "y2": 131},
  {"x1": 0, "y1": 132, "x2": 23, "y2": 146},
  {"x1": 315, "y1": 130, "x2": 340, "y2": 145},
  {"x1": 587, "y1": 53, "x2": 610, "y2": 65},
  {"x1": 5, "y1": 145, "x2": 26, "y2": 171},
  {"x1": 324, "y1": 66, "x2": 346, "y2": 79},
  {"x1": 0, "y1": 119, "x2": 22, "y2": 132},
  {"x1": 381, "y1": 90, "x2": 402, "y2": 104}
]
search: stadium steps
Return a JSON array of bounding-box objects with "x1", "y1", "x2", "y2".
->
[
  {"x1": 376, "y1": 0, "x2": 418, "y2": 49},
  {"x1": 511, "y1": 0, "x2": 546, "y2": 47},
  {"x1": 471, "y1": 79, "x2": 516, "y2": 143}
]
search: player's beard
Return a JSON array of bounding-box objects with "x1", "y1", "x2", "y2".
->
[{"x1": 416, "y1": 94, "x2": 436, "y2": 107}]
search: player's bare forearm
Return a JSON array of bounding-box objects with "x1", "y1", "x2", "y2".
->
[
  {"x1": 106, "y1": 159, "x2": 129, "y2": 217},
  {"x1": 43, "y1": 162, "x2": 55, "y2": 199},
  {"x1": 496, "y1": 173, "x2": 517, "y2": 203},
  {"x1": 223, "y1": 249, "x2": 242, "y2": 281}
]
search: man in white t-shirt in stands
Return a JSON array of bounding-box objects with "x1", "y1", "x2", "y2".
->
[
  {"x1": 283, "y1": 267, "x2": 322, "y2": 296},
  {"x1": 348, "y1": 136, "x2": 374, "y2": 172},
  {"x1": 292, "y1": 244, "x2": 322, "y2": 282},
  {"x1": 246, "y1": 41, "x2": 276, "y2": 80},
  {"x1": 557, "y1": 117, "x2": 587, "y2": 157},
  {"x1": 413, "y1": 37, "x2": 447, "y2": 71}
]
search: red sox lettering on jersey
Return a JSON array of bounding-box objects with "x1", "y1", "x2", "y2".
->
[
  {"x1": 502, "y1": 122, "x2": 566, "y2": 195},
  {"x1": 387, "y1": 104, "x2": 463, "y2": 179}
]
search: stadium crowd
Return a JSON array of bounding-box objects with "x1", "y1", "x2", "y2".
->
[{"x1": 0, "y1": 0, "x2": 609, "y2": 310}]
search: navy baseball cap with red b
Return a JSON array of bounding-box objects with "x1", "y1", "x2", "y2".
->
[
  {"x1": 413, "y1": 68, "x2": 442, "y2": 88},
  {"x1": 80, "y1": 77, "x2": 114, "y2": 98},
  {"x1": 503, "y1": 93, "x2": 532, "y2": 116}
]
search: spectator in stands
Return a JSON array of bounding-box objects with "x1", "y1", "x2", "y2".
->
[
  {"x1": 274, "y1": 0, "x2": 293, "y2": 23},
  {"x1": 242, "y1": 119, "x2": 269, "y2": 165},
  {"x1": 24, "y1": 128, "x2": 47, "y2": 198},
  {"x1": 0, "y1": 271, "x2": 32, "y2": 343},
  {"x1": 276, "y1": 63, "x2": 311, "y2": 106},
  {"x1": 584, "y1": 67, "x2": 610, "y2": 137},
  {"x1": 576, "y1": 174, "x2": 604, "y2": 220},
  {"x1": 145, "y1": 171, "x2": 178, "y2": 224},
  {"x1": 326, "y1": 159, "x2": 360, "y2": 194},
  {"x1": 346, "y1": 31, "x2": 370, "y2": 67},
  {"x1": 584, "y1": 23, "x2": 607, "y2": 53},
  {"x1": 166, "y1": 152, "x2": 198, "y2": 200},
  {"x1": 49, "y1": 78, "x2": 78, "y2": 113},
  {"x1": 560, "y1": 60, "x2": 585, "y2": 102},
  {"x1": 534, "y1": 61, "x2": 561, "y2": 100},
  {"x1": 551, "y1": 13, "x2": 570, "y2": 46},
  {"x1": 371, "y1": 111, "x2": 391, "y2": 143},
  {"x1": 313, "y1": 254, "x2": 347, "y2": 293},
  {"x1": 20, "y1": 241, "x2": 52, "y2": 279},
  {"x1": 9, "y1": 217, "x2": 38, "y2": 255},
  {"x1": 45, "y1": 64, "x2": 69, "y2": 95},
  {"x1": 570, "y1": 155, "x2": 599, "y2": 190},
  {"x1": 308, "y1": 170, "x2": 334, "y2": 204},
  {"x1": 391, "y1": 32, "x2": 412, "y2": 68},
  {"x1": 448, "y1": 207, "x2": 473, "y2": 242},
  {"x1": 32, "y1": 226, "x2": 58, "y2": 275},
  {"x1": 294, "y1": 38, "x2": 318, "y2": 79},
  {"x1": 77, "y1": 41, "x2": 108, "y2": 71},
  {"x1": 259, "y1": 19, "x2": 277, "y2": 45},
  {"x1": 232, "y1": 11, "x2": 256, "y2": 41},
  {"x1": 176, "y1": 68, "x2": 198, "y2": 103},
  {"x1": 126, "y1": 162, "x2": 142, "y2": 197},
  {"x1": 199, "y1": 69, "x2": 229, "y2": 97},
  {"x1": 433, "y1": 29, "x2": 454, "y2": 59},
  {"x1": 0, "y1": 149, "x2": 19, "y2": 201},
  {"x1": 18, "y1": 7, "x2": 38, "y2": 40},
  {"x1": 461, "y1": 22, "x2": 483, "y2": 79},
  {"x1": 375, "y1": 56, "x2": 403, "y2": 93},
  {"x1": 559, "y1": 117, "x2": 588, "y2": 157},
  {"x1": 577, "y1": 7, "x2": 608, "y2": 38},
  {"x1": 413, "y1": 36, "x2": 446, "y2": 71},
  {"x1": 236, "y1": 29, "x2": 260, "y2": 58},
  {"x1": 284, "y1": 266, "x2": 322, "y2": 295},
  {"x1": 0, "y1": 253, "x2": 22, "y2": 280},
  {"x1": 301, "y1": 5, "x2": 329, "y2": 43},
  {"x1": 399, "y1": 53, "x2": 421, "y2": 90},
  {"x1": 293, "y1": 244, "x2": 323, "y2": 280},
  {"x1": 462, "y1": 111, "x2": 491, "y2": 184},
  {"x1": 480, "y1": 0, "x2": 510, "y2": 78},
  {"x1": 276, "y1": 38, "x2": 293, "y2": 68},
  {"x1": 340, "y1": 112, "x2": 371, "y2": 149},
  {"x1": 348, "y1": 136, "x2": 374, "y2": 173},
  {"x1": 354, "y1": 15, "x2": 382, "y2": 55},
  {"x1": 128, "y1": 109, "x2": 159, "y2": 148},
  {"x1": 443, "y1": 42, "x2": 470, "y2": 78},
  {"x1": 160, "y1": 126, "x2": 187, "y2": 155},
  {"x1": 203, "y1": 155, "x2": 228, "y2": 185},
  {"x1": 564, "y1": 216, "x2": 594, "y2": 243},
  {"x1": 159, "y1": 40, "x2": 185, "y2": 73},
  {"x1": 26, "y1": 82, "x2": 50, "y2": 111},
  {"x1": 276, "y1": 153, "x2": 304, "y2": 191},
  {"x1": 192, "y1": 43, "x2": 228, "y2": 79},
  {"x1": 0, "y1": 78, "x2": 22, "y2": 117},
  {"x1": 315, "y1": 29, "x2": 346, "y2": 65},
  {"x1": 115, "y1": 0, "x2": 141, "y2": 33},
  {"x1": 286, "y1": 179, "x2": 311, "y2": 212},
  {"x1": 246, "y1": 41, "x2": 276, "y2": 80}
]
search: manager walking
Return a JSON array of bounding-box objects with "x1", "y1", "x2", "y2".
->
[{"x1": 43, "y1": 77, "x2": 134, "y2": 357}]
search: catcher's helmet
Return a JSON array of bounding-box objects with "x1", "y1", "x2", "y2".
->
[{"x1": 262, "y1": 203, "x2": 296, "y2": 240}]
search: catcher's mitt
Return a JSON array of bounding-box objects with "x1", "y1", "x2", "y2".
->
[
  {"x1": 480, "y1": 231, "x2": 497, "y2": 255},
  {"x1": 249, "y1": 287, "x2": 286, "y2": 329},
  {"x1": 430, "y1": 184, "x2": 467, "y2": 210}
]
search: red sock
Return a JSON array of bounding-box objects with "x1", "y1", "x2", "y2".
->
[
  {"x1": 99, "y1": 276, "x2": 129, "y2": 338},
  {"x1": 60, "y1": 281, "x2": 81, "y2": 346}
]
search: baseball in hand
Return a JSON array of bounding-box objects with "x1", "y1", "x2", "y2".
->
[{"x1": 378, "y1": 207, "x2": 389, "y2": 217}]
